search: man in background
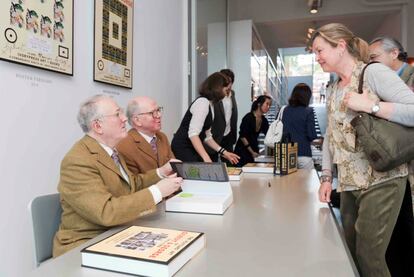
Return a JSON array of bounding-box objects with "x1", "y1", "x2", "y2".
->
[
  {"x1": 369, "y1": 36, "x2": 414, "y2": 277},
  {"x1": 369, "y1": 37, "x2": 414, "y2": 90},
  {"x1": 117, "y1": 96, "x2": 175, "y2": 174},
  {"x1": 53, "y1": 95, "x2": 182, "y2": 257}
]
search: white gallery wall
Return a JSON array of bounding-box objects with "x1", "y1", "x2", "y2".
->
[{"x1": 0, "y1": 0, "x2": 187, "y2": 275}]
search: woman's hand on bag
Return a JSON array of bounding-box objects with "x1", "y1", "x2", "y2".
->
[
  {"x1": 318, "y1": 182, "x2": 332, "y2": 203},
  {"x1": 343, "y1": 89, "x2": 375, "y2": 113},
  {"x1": 223, "y1": 151, "x2": 240, "y2": 164}
]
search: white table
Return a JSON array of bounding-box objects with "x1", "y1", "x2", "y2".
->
[{"x1": 31, "y1": 170, "x2": 358, "y2": 276}]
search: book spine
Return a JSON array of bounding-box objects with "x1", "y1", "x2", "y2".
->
[
  {"x1": 274, "y1": 143, "x2": 280, "y2": 174},
  {"x1": 281, "y1": 143, "x2": 287, "y2": 175}
]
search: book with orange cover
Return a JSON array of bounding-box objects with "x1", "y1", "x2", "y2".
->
[{"x1": 81, "y1": 225, "x2": 205, "y2": 277}]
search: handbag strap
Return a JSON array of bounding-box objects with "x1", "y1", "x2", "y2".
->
[
  {"x1": 358, "y1": 61, "x2": 379, "y2": 94},
  {"x1": 276, "y1": 105, "x2": 286, "y2": 121}
]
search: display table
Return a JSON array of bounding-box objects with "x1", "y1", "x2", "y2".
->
[{"x1": 31, "y1": 170, "x2": 357, "y2": 276}]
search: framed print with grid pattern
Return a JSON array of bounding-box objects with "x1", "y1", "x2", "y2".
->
[{"x1": 94, "y1": 0, "x2": 133, "y2": 89}]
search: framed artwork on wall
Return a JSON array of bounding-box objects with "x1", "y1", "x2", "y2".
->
[
  {"x1": 94, "y1": 0, "x2": 133, "y2": 89},
  {"x1": 0, "y1": 0, "x2": 74, "y2": 75}
]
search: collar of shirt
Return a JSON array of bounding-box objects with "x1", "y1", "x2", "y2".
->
[
  {"x1": 396, "y1": 62, "x2": 408, "y2": 77},
  {"x1": 138, "y1": 131, "x2": 156, "y2": 144},
  {"x1": 99, "y1": 142, "x2": 130, "y2": 184},
  {"x1": 99, "y1": 142, "x2": 115, "y2": 157}
]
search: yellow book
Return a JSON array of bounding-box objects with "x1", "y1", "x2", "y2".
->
[
  {"x1": 227, "y1": 167, "x2": 242, "y2": 181},
  {"x1": 242, "y1": 163, "x2": 274, "y2": 174}
]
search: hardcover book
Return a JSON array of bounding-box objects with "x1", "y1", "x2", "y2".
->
[
  {"x1": 242, "y1": 163, "x2": 274, "y2": 174},
  {"x1": 226, "y1": 167, "x2": 242, "y2": 181},
  {"x1": 274, "y1": 142, "x2": 298, "y2": 175},
  {"x1": 166, "y1": 162, "x2": 233, "y2": 215},
  {"x1": 254, "y1": 155, "x2": 274, "y2": 163},
  {"x1": 81, "y1": 226, "x2": 205, "y2": 277}
]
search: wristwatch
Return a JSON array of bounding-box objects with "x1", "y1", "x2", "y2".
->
[
  {"x1": 371, "y1": 100, "x2": 380, "y2": 115},
  {"x1": 320, "y1": 175, "x2": 332, "y2": 183}
]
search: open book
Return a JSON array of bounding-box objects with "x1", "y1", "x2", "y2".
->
[
  {"x1": 81, "y1": 226, "x2": 205, "y2": 277},
  {"x1": 166, "y1": 162, "x2": 233, "y2": 215}
]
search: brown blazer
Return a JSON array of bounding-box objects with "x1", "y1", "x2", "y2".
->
[
  {"x1": 53, "y1": 135, "x2": 160, "y2": 257},
  {"x1": 117, "y1": 129, "x2": 175, "y2": 174}
]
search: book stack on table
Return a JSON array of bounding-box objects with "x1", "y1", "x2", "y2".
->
[{"x1": 81, "y1": 226, "x2": 205, "y2": 277}]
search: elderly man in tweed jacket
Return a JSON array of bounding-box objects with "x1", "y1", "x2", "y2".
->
[{"x1": 53, "y1": 95, "x2": 182, "y2": 257}]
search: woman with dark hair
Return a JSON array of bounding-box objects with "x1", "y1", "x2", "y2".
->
[
  {"x1": 282, "y1": 83, "x2": 318, "y2": 169},
  {"x1": 206, "y1": 69, "x2": 238, "y2": 162},
  {"x1": 171, "y1": 72, "x2": 240, "y2": 163},
  {"x1": 234, "y1": 95, "x2": 272, "y2": 166}
]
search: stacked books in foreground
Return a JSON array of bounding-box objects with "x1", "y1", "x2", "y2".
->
[{"x1": 82, "y1": 226, "x2": 205, "y2": 277}]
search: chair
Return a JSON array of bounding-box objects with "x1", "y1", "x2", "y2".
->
[{"x1": 28, "y1": 193, "x2": 62, "y2": 267}]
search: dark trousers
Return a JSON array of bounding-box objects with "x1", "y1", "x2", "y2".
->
[{"x1": 385, "y1": 181, "x2": 414, "y2": 277}]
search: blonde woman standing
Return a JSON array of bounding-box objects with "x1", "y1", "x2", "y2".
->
[{"x1": 311, "y1": 23, "x2": 414, "y2": 276}]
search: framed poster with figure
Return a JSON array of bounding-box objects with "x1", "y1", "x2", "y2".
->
[
  {"x1": 0, "y1": 0, "x2": 74, "y2": 75},
  {"x1": 94, "y1": 0, "x2": 133, "y2": 89}
]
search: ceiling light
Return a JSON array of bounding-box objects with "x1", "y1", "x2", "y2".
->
[{"x1": 308, "y1": 0, "x2": 322, "y2": 14}]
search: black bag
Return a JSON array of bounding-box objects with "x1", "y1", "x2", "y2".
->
[{"x1": 350, "y1": 62, "x2": 414, "y2": 172}]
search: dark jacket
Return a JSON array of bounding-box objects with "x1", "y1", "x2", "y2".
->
[
  {"x1": 234, "y1": 112, "x2": 269, "y2": 166},
  {"x1": 281, "y1": 106, "x2": 317, "y2": 157}
]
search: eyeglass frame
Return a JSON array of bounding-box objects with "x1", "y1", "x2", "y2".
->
[
  {"x1": 135, "y1": 106, "x2": 163, "y2": 118},
  {"x1": 95, "y1": 108, "x2": 125, "y2": 122}
]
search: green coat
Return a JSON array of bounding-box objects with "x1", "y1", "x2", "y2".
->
[
  {"x1": 400, "y1": 63, "x2": 414, "y2": 89},
  {"x1": 53, "y1": 135, "x2": 160, "y2": 257}
]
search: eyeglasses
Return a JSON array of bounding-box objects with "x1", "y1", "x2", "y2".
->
[
  {"x1": 97, "y1": 109, "x2": 125, "y2": 120},
  {"x1": 136, "y1": 107, "x2": 163, "y2": 118}
]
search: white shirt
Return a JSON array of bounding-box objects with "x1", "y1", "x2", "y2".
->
[
  {"x1": 138, "y1": 131, "x2": 155, "y2": 144},
  {"x1": 99, "y1": 143, "x2": 130, "y2": 184},
  {"x1": 222, "y1": 94, "x2": 233, "y2": 136},
  {"x1": 99, "y1": 142, "x2": 162, "y2": 204},
  {"x1": 188, "y1": 97, "x2": 214, "y2": 141}
]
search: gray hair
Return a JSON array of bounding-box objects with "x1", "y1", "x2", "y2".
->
[
  {"x1": 369, "y1": 36, "x2": 408, "y2": 62},
  {"x1": 126, "y1": 98, "x2": 141, "y2": 126},
  {"x1": 77, "y1": 94, "x2": 108, "y2": 133}
]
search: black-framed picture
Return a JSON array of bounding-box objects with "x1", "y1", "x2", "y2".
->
[
  {"x1": 94, "y1": 0, "x2": 133, "y2": 89},
  {"x1": 0, "y1": 0, "x2": 74, "y2": 75}
]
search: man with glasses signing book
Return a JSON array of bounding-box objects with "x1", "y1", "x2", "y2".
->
[
  {"x1": 118, "y1": 96, "x2": 177, "y2": 175},
  {"x1": 53, "y1": 95, "x2": 182, "y2": 257}
]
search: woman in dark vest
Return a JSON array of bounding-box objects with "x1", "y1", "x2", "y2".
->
[
  {"x1": 171, "y1": 72, "x2": 240, "y2": 164},
  {"x1": 234, "y1": 95, "x2": 272, "y2": 166}
]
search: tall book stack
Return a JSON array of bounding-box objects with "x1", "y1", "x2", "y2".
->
[{"x1": 274, "y1": 142, "x2": 298, "y2": 175}]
